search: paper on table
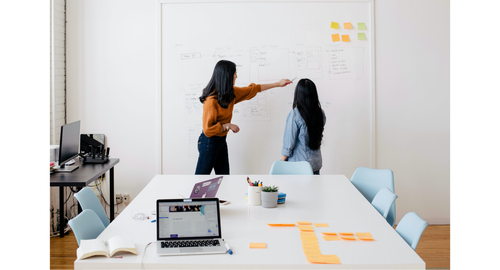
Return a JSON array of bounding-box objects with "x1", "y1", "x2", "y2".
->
[
  {"x1": 358, "y1": 237, "x2": 374, "y2": 241},
  {"x1": 321, "y1": 232, "x2": 337, "y2": 235},
  {"x1": 298, "y1": 225, "x2": 314, "y2": 231},
  {"x1": 331, "y1": 34, "x2": 340, "y2": 42},
  {"x1": 313, "y1": 223, "x2": 329, "y2": 227},
  {"x1": 338, "y1": 232, "x2": 354, "y2": 235},
  {"x1": 344, "y1": 22, "x2": 353, "y2": 29},
  {"x1": 355, "y1": 232, "x2": 372, "y2": 237},
  {"x1": 340, "y1": 236, "x2": 356, "y2": 240},
  {"x1": 331, "y1": 22, "x2": 339, "y2": 29},
  {"x1": 323, "y1": 235, "x2": 340, "y2": 241},
  {"x1": 249, "y1": 243, "x2": 266, "y2": 249},
  {"x1": 342, "y1": 35, "x2": 350, "y2": 42},
  {"x1": 358, "y1": 33, "x2": 366, "y2": 40},
  {"x1": 358, "y1": 23, "x2": 367, "y2": 30},
  {"x1": 267, "y1": 223, "x2": 295, "y2": 226},
  {"x1": 297, "y1": 221, "x2": 311, "y2": 225}
]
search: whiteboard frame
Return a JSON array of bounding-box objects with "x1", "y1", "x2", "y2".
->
[{"x1": 157, "y1": 0, "x2": 376, "y2": 172}]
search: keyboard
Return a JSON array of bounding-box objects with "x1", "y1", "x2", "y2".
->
[{"x1": 161, "y1": 239, "x2": 221, "y2": 248}]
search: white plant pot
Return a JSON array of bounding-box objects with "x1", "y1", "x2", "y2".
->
[{"x1": 261, "y1": 191, "x2": 278, "y2": 208}]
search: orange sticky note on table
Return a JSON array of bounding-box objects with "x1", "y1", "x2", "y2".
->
[
  {"x1": 340, "y1": 236, "x2": 356, "y2": 240},
  {"x1": 249, "y1": 243, "x2": 266, "y2": 249},
  {"x1": 268, "y1": 223, "x2": 295, "y2": 227},
  {"x1": 313, "y1": 223, "x2": 329, "y2": 227},
  {"x1": 323, "y1": 235, "x2": 340, "y2": 241},
  {"x1": 298, "y1": 225, "x2": 314, "y2": 231},
  {"x1": 355, "y1": 232, "x2": 372, "y2": 237},
  {"x1": 331, "y1": 34, "x2": 340, "y2": 42},
  {"x1": 344, "y1": 22, "x2": 353, "y2": 29},
  {"x1": 341, "y1": 35, "x2": 350, "y2": 42},
  {"x1": 331, "y1": 22, "x2": 339, "y2": 29},
  {"x1": 321, "y1": 232, "x2": 337, "y2": 235},
  {"x1": 358, "y1": 237, "x2": 374, "y2": 241},
  {"x1": 338, "y1": 232, "x2": 354, "y2": 235},
  {"x1": 297, "y1": 221, "x2": 311, "y2": 225}
]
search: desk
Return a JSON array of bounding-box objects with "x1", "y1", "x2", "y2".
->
[
  {"x1": 75, "y1": 175, "x2": 425, "y2": 269},
  {"x1": 50, "y1": 158, "x2": 119, "y2": 238}
]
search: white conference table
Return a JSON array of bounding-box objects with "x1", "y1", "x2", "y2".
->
[{"x1": 75, "y1": 175, "x2": 425, "y2": 269}]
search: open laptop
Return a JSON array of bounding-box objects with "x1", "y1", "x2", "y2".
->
[
  {"x1": 156, "y1": 198, "x2": 227, "y2": 256},
  {"x1": 189, "y1": 176, "x2": 223, "y2": 198}
]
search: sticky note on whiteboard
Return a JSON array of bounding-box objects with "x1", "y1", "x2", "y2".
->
[
  {"x1": 331, "y1": 22, "x2": 339, "y2": 29},
  {"x1": 358, "y1": 23, "x2": 367, "y2": 30},
  {"x1": 341, "y1": 35, "x2": 350, "y2": 42},
  {"x1": 358, "y1": 33, "x2": 366, "y2": 40},
  {"x1": 331, "y1": 34, "x2": 340, "y2": 42},
  {"x1": 344, "y1": 22, "x2": 353, "y2": 29}
]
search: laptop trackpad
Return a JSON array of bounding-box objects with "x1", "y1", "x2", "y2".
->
[{"x1": 181, "y1": 247, "x2": 204, "y2": 254}]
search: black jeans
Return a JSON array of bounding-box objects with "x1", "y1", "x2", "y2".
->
[{"x1": 195, "y1": 133, "x2": 229, "y2": 175}]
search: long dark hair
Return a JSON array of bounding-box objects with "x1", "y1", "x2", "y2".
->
[
  {"x1": 293, "y1": 79, "x2": 324, "y2": 150},
  {"x1": 199, "y1": 60, "x2": 236, "y2": 109}
]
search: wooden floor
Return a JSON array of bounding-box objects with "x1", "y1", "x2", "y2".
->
[{"x1": 50, "y1": 225, "x2": 450, "y2": 269}]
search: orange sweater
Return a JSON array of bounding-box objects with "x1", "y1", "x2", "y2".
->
[{"x1": 202, "y1": 83, "x2": 262, "y2": 137}]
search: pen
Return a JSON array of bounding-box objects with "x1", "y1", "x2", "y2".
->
[
  {"x1": 286, "y1": 77, "x2": 297, "y2": 85},
  {"x1": 224, "y1": 240, "x2": 233, "y2": 255},
  {"x1": 247, "y1": 177, "x2": 251, "y2": 185}
]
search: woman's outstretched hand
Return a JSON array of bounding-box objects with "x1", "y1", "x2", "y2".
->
[{"x1": 278, "y1": 79, "x2": 292, "y2": 87}]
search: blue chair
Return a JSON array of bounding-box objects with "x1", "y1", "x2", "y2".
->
[
  {"x1": 350, "y1": 167, "x2": 396, "y2": 226},
  {"x1": 395, "y1": 212, "x2": 429, "y2": 250},
  {"x1": 269, "y1": 160, "x2": 314, "y2": 175},
  {"x1": 74, "y1": 187, "x2": 110, "y2": 227},
  {"x1": 371, "y1": 187, "x2": 398, "y2": 220},
  {"x1": 68, "y1": 209, "x2": 106, "y2": 246}
]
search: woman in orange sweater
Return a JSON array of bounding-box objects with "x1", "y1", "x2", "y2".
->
[{"x1": 195, "y1": 60, "x2": 291, "y2": 175}]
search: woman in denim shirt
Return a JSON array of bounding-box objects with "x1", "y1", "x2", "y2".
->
[{"x1": 281, "y1": 79, "x2": 326, "y2": 174}]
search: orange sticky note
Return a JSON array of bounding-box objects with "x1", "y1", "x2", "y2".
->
[
  {"x1": 338, "y1": 232, "x2": 354, "y2": 235},
  {"x1": 313, "y1": 223, "x2": 329, "y2": 227},
  {"x1": 344, "y1": 22, "x2": 353, "y2": 29},
  {"x1": 297, "y1": 221, "x2": 311, "y2": 225},
  {"x1": 331, "y1": 34, "x2": 340, "y2": 42},
  {"x1": 268, "y1": 223, "x2": 295, "y2": 227},
  {"x1": 355, "y1": 232, "x2": 372, "y2": 237},
  {"x1": 321, "y1": 232, "x2": 337, "y2": 235},
  {"x1": 249, "y1": 243, "x2": 266, "y2": 249},
  {"x1": 341, "y1": 35, "x2": 350, "y2": 42},
  {"x1": 340, "y1": 236, "x2": 356, "y2": 240},
  {"x1": 323, "y1": 235, "x2": 340, "y2": 241},
  {"x1": 358, "y1": 237, "x2": 374, "y2": 241},
  {"x1": 298, "y1": 225, "x2": 314, "y2": 231},
  {"x1": 331, "y1": 22, "x2": 339, "y2": 29}
]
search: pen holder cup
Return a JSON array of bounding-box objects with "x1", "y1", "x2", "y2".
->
[{"x1": 248, "y1": 186, "x2": 263, "y2": 206}]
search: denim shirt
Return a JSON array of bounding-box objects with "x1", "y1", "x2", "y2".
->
[{"x1": 281, "y1": 107, "x2": 326, "y2": 172}]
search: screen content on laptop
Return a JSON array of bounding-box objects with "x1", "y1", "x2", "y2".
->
[{"x1": 157, "y1": 200, "x2": 220, "y2": 239}]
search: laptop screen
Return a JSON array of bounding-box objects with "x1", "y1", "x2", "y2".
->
[{"x1": 156, "y1": 198, "x2": 222, "y2": 240}]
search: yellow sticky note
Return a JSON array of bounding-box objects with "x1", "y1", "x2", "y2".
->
[
  {"x1": 344, "y1": 22, "x2": 353, "y2": 29},
  {"x1": 298, "y1": 225, "x2": 314, "y2": 231},
  {"x1": 340, "y1": 236, "x2": 356, "y2": 241},
  {"x1": 323, "y1": 235, "x2": 340, "y2": 241},
  {"x1": 314, "y1": 223, "x2": 329, "y2": 227},
  {"x1": 303, "y1": 248, "x2": 321, "y2": 255},
  {"x1": 322, "y1": 255, "x2": 342, "y2": 264},
  {"x1": 302, "y1": 242, "x2": 320, "y2": 248},
  {"x1": 321, "y1": 232, "x2": 337, "y2": 235},
  {"x1": 297, "y1": 221, "x2": 311, "y2": 225},
  {"x1": 331, "y1": 22, "x2": 339, "y2": 29},
  {"x1": 358, "y1": 237, "x2": 374, "y2": 241},
  {"x1": 338, "y1": 232, "x2": 354, "y2": 235},
  {"x1": 358, "y1": 23, "x2": 366, "y2": 30},
  {"x1": 331, "y1": 34, "x2": 340, "y2": 42},
  {"x1": 341, "y1": 35, "x2": 350, "y2": 42},
  {"x1": 358, "y1": 33, "x2": 366, "y2": 40},
  {"x1": 249, "y1": 243, "x2": 266, "y2": 249},
  {"x1": 355, "y1": 232, "x2": 372, "y2": 237}
]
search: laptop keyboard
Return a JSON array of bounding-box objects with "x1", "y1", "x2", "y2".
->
[{"x1": 161, "y1": 239, "x2": 221, "y2": 248}]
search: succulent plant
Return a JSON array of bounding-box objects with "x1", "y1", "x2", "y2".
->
[{"x1": 262, "y1": 185, "x2": 279, "y2": 192}]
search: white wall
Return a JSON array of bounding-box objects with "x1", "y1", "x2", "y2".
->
[
  {"x1": 375, "y1": 0, "x2": 450, "y2": 224},
  {"x1": 66, "y1": 0, "x2": 450, "y2": 224}
]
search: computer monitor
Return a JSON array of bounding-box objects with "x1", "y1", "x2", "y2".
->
[{"x1": 57, "y1": 120, "x2": 81, "y2": 172}]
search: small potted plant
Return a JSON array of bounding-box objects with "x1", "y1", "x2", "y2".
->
[{"x1": 261, "y1": 185, "x2": 279, "y2": 208}]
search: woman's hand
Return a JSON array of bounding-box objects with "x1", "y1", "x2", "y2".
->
[
  {"x1": 278, "y1": 79, "x2": 291, "y2": 87},
  {"x1": 281, "y1": 155, "x2": 288, "y2": 161},
  {"x1": 227, "y1": 123, "x2": 240, "y2": 133}
]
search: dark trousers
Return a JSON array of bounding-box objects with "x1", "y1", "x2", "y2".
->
[
  {"x1": 313, "y1": 170, "x2": 320, "y2": 175},
  {"x1": 195, "y1": 133, "x2": 229, "y2": 175}
]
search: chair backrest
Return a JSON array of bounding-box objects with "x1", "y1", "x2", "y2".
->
[
  {"x1": 350, "y1": 167, "x2": 396, "y2": 226},
  {"x1": 395, "y1": 212, "x2": 429, "y2": 250},
  {"x1": 371, "y1": 187, "x2": 398, "y2": 219},
  {"x1": 269, "y1": 160, "x2": 314, "y2": 175},
  {"x1": 68, "y1": 209, "x2": 106, "y2": 246},
  {"x1": 74, "y1": 187, "x2": 110, "y2": 227}
]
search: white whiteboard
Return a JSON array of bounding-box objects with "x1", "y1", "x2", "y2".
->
[{"x1": 160, "y1": 0, "x2": 375, "y2": 175}]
